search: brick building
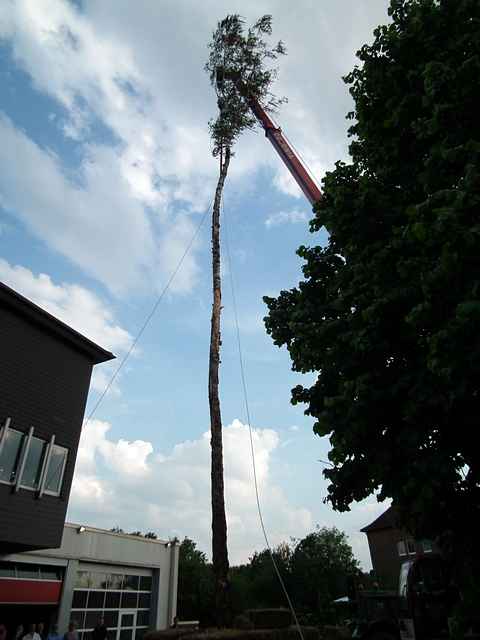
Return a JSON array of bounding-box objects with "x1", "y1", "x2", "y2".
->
[{"x1": 361, "y1": 506, "x2": 435, "y2": 588}]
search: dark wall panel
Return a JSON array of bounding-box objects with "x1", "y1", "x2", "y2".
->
[{"x1": 0, "y1": 304, "x2": 93, "y2": 551}]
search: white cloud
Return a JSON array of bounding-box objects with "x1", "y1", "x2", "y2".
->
[
  {"x1": 69, "y1": 418, "x2": 313, "y2": 563},
  {"x1": 0, "y1": 114, "x2": 157, "y2": 295},
  {"x1": 0, "y1": 0, "x2": 390, "y2": 296},
  {"x1": 265, "y1": 209, "x2": 309, "y2": 228},
  {"x1": 0, "y1": 259, "x2": 132, "y2": 392}
]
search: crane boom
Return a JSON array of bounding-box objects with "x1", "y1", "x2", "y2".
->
[{"x1": 248, "y1": 97, "x2": 322, "y2": 206}]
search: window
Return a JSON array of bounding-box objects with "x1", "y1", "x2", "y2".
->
[
  {"x1": 421, "y1": 539, "x2": 433, "y2": 553},
  {"x1": 85, "y1": 611, "x2": 103, "y2": 628},
  {"x1": 72, "y1": 591, "x2": 88, "y2": 608},
  {"x1": 17, "y1": 564, "x2": 40, "y2": 579},
  {"x1": 108, "y1": 574, "x2": 124, "y2": 590},
  {"x1": 103, "y1": 612, "x2": 119, "y2": 628},
  {"x1": 0, "y1": 424, "x2": 69, "y2": 497},
  {"x1": 398, "y1": 540, "x2": 407, "y2": 556},
  {"x1": 21, "y1": 437, "x2": 47, "y2": 489},
  {"x1": 121, "y1": 592, "x2": 138, "y2": 608},
  {"x1": 0, "y1": 562, "x2": 15, "y2": 578},
  {"x1": 87, "y1": 591, "x2": 105, "y2": 609},
  {"x1": 72, "y1": 569, "x2": 152, "y2": 638},
  {"x1": 0, "y1": 428, "x2": 24, "y2": 484},
  {"x1": 138, "y1": 593, "x2": 150, "y2": 609},
  {"x1": 136, "y1": 611, "x2": 149, "y2": 627},
  {"x1": 44, "y1": 444, "x2": 68, "y2": 495},
  {"x1": 76, "y1": 572, "x2": 91, "y2": 588},
  {"x1": 105, "y1": 592, "x2": 121, "y2": 608},
  {"x1": 39, "y1": 565, "x2": 63, "y2": 581},
  {"x1": 406, "y1": 539, "x2": 416, "y2": 555},
  {"x1": 123, "y1": 575, "x2": 139, "y2": 591},
  {"x1": 90, "y1": 573, "x2": 108, "y2": 589},
  {"x1": 139, "y1": 576, "x2": 152, "y2": 591}
]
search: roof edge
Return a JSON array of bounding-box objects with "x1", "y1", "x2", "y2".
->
[
  {"x1": 361, "y1": 506, "x2": 397, "y2": 533},
  {"x1": 65, "y1": 522, "x2": 170, "y2": 546},
  {"x1": 0, "y1": 281, "x2": 115, "y2": 364}
]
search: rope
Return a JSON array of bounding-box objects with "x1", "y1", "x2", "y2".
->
[
  {"x1": 222, "y1": 198, "x2": 305, "y2": 640},
  {"x1": 84, "y1": 201, "x2": 212, "y2": 427}
]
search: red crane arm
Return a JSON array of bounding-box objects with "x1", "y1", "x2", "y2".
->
[{"x1": 248, "y1": 97, "x2": 322, "y2": 206}]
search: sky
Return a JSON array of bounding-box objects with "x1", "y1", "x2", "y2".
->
[{"x1": 0, "y1": 0, "x2": 391, "y2": 569}]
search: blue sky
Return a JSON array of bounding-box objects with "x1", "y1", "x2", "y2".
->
[{"x1": 0, "y1": 0, "x2": 391, "y2": 567}]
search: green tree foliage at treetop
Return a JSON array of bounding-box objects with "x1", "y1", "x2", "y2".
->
[
  {"x1": 264, "y1": 0, "x2": 480, "y2": 569},
  {"x1": 205, "y1": 14, "x2": 286, "y2": 157}
]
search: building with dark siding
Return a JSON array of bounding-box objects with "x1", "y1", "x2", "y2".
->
[
  {"x1": 0, "y1": 281, "x2": 114, "y2": 553},
  {"x1": 0, "y1": 283, "x2": 179, "y2": 633},
  {"x1": 361, "y1": 506, "x2": 435, "y2": 588}
]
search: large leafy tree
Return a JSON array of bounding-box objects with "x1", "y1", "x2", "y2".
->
[
  {"x1": 264, "y1": 0, "x2": 480, "y2": 570},
  {"x1": 205, "y1": 14, "x2": 285, "y2": 623}
]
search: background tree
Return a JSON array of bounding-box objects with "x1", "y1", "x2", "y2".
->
[
  {"x1": 177, "y1": 537, "x2": 215, "y2": 626},
  {"x1": 290, "y1": 527, "x2": 359, "y2": 625},
  {"x1": 205, "y1": 14, "x2": 285, "y2": 622},
  {"x1": 175, "y1": 529, "x2": 359, "y2": 626},
  {"x1": 264, "y1": 0, "x2": 480, "y2": 602},
  {"x1": 240, "y1": 542, "x2": 293, "y2": 609}
]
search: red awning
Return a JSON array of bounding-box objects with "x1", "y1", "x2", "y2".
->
[{"x1": 0, "y1": 579, "x2": 62, "y2": 604}]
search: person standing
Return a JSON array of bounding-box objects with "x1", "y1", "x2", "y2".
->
[
  {"x1": 46, "y1": 625, "x2": 61, "y2": 640},
  {"x1": 63, "y1": 624, "x2": 78, "y2": 640},
  {"x1": 36, "y1": 624, "x2": 45, "y2": 640},
  {"x1": 91, "y1": 618, "x2": 107, "y2": 640},
  {"x1": 23, "y1": 624, "x2": 41, "y2": 640},
  {"x1": 14, "y1": 625, "x2": 24, "y2": 640}
]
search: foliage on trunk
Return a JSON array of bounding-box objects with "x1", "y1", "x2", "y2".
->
[
  {"x1": 205, "y1": 14, "x2": 286, "y2": 157},
  {"x1": 264, "y1": 0, "x2": 480, "y2": 607}
]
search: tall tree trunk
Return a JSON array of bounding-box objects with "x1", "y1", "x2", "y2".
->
[{"x1": 209, "y1": 146, "x2": 231, "y2": 625}]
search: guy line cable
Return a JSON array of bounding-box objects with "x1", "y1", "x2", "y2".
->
[
  {"x1": 222, "y1": 197, "x2": 305, "y2": 640},
  {"x1": 84, "y1": 200, "x2": 213, "y2": 427}
]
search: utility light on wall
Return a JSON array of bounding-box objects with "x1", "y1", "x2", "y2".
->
[{"x1": 77, "y1": 526, "x2": 86, "y2": 534}]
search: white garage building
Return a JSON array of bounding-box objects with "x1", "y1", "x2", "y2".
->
[{"x1": 0, "y1": 523, "x2": 179, "y2": 639}]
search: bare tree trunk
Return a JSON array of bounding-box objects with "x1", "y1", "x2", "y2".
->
[{"x1": 209, "y1": 146, "x2": 231, "y2": 626}]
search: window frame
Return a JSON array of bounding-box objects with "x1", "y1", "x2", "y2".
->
[
  {"x1": 38, "y1": 435, "x2": 56, "y2": 498},
  {"x1": 0, "y1": 417, "x2": 12, "y2": 457},
  {"x1": 14, "y1": 426, "x2": 34, "y2": 492},
  {"x1": 19, "y1": 434, "x2": 48, "y2": 492},
  {"x1": 43, "y1": 443, "x2": 68, "y2": 497},
  {"x1": 0, "y1": 420, "x2": 25, "y2": 486},
  {"x1": 0, "y1": 421, "x2": 69, "y2": 498}
]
